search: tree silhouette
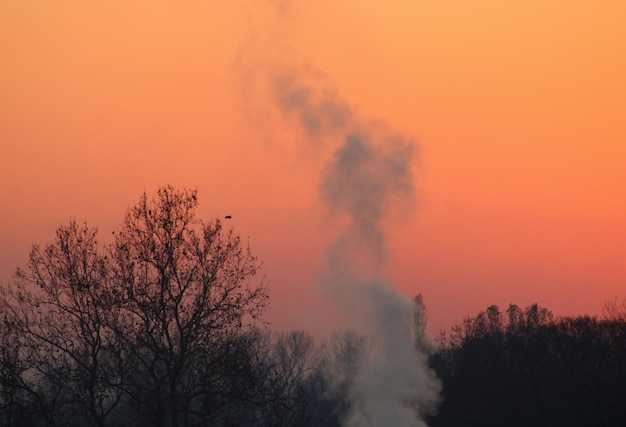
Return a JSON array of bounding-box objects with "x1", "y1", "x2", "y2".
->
[
  {"x1": 108, "y1": 186, "x2": 268, "y2": 426},
  {"x1": 0, "y1": 186, "x2": 269, "y2": 426},
  {"x1": 429, "y1": 303, "x2": 626, "y2": 427},
  {"x1": 1, "y1": 221, "x2": 122, "y2": 426}
]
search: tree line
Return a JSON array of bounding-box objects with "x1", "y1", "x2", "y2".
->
[
  {"x1": 428, "y1": 303, "x2": 626, "y2": 427},
  {"x1": 0, "y1": 186, "x2": 432, "y2": 426},
  {"x1": 1, "y1": 186, "x2": 625, "y2": 426}
]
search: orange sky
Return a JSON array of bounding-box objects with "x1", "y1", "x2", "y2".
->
[{"x1": 2, "y1": 1, "x2": 625, "y2": 336}]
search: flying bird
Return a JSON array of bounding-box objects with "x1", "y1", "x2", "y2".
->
[{"x1": 225, "y1": 215, "x2": 232, "y2": 219}]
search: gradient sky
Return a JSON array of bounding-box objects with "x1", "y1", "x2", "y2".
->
[{"x1": 2, "y1": 1, "x2": 625, "y2": 336}]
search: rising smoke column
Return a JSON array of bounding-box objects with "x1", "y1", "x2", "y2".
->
[
  {"x1": 240, "y1": 2, "x2": 441, "y2": 425},
  {"x1": 275, "y1": 68, "x2": 440, "y2": 427}
]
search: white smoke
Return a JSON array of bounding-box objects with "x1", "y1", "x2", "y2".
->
[
  {"x1": 239, "y1": 2, "x2": 441, "y2": 425},
  {"x1": 274, "y1": 67, "x2": 440, "y2": 426}
]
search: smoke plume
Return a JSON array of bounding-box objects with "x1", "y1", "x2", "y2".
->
[
  {"x1": 241, "y1": 2, "x2": 441, "y2": 425},
  {"x1": 277, "y1": 66, "x2": 439, "y2": 426}
]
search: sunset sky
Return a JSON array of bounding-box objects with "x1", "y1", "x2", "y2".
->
[{"x1": 2, "y1": 1, "x2": 625, "y2": 336}]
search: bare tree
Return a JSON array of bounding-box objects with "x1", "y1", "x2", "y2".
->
[
  {"x1": 1, "y1": 221, "x2": 122, "y2": 427},
  {"x1": 109, "y1": 185, "x2": 269, "y2": 427},
  {"x1": 412, "y1": 294, "x2": 436, "y2": 355},
  {"x1": 0, "y1": 186, "x2": 270, "y2": 426},
  {"x1": 317, "y1": 331, "x2": 370, "y2": 424},
  {"x1": 259, "y1": 330, "x2": 318, "y2": 426},
  {"x1": 0, "y1": 300, "x2": 30, "y2": 427},
  {"x1": 602, "y1": 297, "x2": 626, "y2": 321}
]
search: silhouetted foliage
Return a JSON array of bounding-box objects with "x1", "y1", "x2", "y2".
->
[
  {"x1": 6, "y1": 187, "x2": 626, "y2": 427},
  {"x1": 0, "y1": 305, "x2": 32, "y2": 426},
  {"x1": 0, "y1": 186, "x2": 274, "y2": 427},
  {"x1": 603, "y1": 296, "x2": 626, "y2": 321},
  {"x1": 429, "y1": 303, "x2": 626, "y2": 427},
  {"x1": 318, "y1": 330, "x2": 371, "y2": 424},
  {"x1": 412, "y1": 293, "x2": 436, "y2": 356},
  {"x1": 1, "y1": 221, "x2": 122, "y2": 427},
  {"x1": 108, "y1": 186, "x2": 268, "y2": 427}
]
